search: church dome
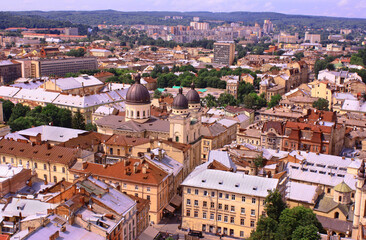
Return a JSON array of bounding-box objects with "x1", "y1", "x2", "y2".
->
[
  {"x1": 186, "y1": 82, "x2": 200, "y2": 104},
  {"x1": 126, "y1": 75, "x2": 151, "y2": 105},
  {"x1": 172, "y1": 88, "x2": 188, "y2": 109}
]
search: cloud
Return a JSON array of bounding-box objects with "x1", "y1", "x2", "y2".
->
[{"x1": 337, "y1": 0, "x2": 348, "y2": 6}]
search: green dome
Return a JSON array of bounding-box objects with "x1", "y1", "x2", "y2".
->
[{"x1": 334, "y1": 181, "x2": 352, "y2": 193}]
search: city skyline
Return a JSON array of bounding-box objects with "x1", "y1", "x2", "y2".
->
[{"x1": 2, "y1": 0, "x2": 366, "y2": 19}]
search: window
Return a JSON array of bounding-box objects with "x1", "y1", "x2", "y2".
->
[
  {"x1": 123, "y1": 183, "x2": 127, "y2": 188},
  {"x1": 339, "y1": 196, "x2": 342, "y2": 202},
  {"x1": 203, "y1": 201, "x2": 207, "y2": 208},
  {"x1": 242, "y1": 196, "x2": 246, "y2": 202},
  {"x1": 43, "y1": 164, "x2": 47, "y2": 170},
  {"x1": 194, "y1": 211, "x2": 198, "y2": 217},
  {"x1": 218, "y1": 203, "x2": 222, "y2": 210},
  {"x1": 143, "y1": 111, "x2": 146, "y2": 117},
  {"x1": 230, "y1": 229, "x2": 234, "y2": 236},
  {"x1": 187, "y1": 199, "x2": 191, "y2": 205},
  {"x1": 19, "y1": 159, "x2": 22, "y2": 165},
  {"x1": 224, "y1": 205, "x2": 228, "y2": 211},
  {"x1": 240, "y1": 231, "x2": 244, "y2": 237},
  {"x1": 217, "y1": 214, "x2": 222, "y2": 221},
  {"x1": 195, "y1": 189, "x2": 199, "y2": 195},
  {"x1": 219, "y1": 192, "x2": 223, "y2": 198},
  {"x1": 327, "y1": 188, "x2": 331, "y2": 194},
  {"x1": 110, "y1": 148, "x2": 113, "y2": 155},
  {"x1": 252, "y1": 198, "x2": 256, "y2": 204},
  {"x1": 62, "y1": 167, "x2": 65, "y2": 173},
  {"x1": 241, "y1": 218, "x2": 245, "y2": 225},
  {"x1": 334, "y1": 212, "x2": 339, "y2": 219},
  {"x1": 11, "y1": 158, "x2": 14, "y2": 163},
  {"x1": 135, "y1": 193, "x2": 138, "y2": 197},
  {"x1": 194, "y1": 200, "x2": 198, "y2": 206},
  {"x1": 251, "y1": 209, "x2": 255, "y2": 216},
  {"x1": 147, "y1": 187, "x2": 151, "y2": 192},
  {"x1": 210, "y1": 202, "x2": 215, "y2": 209},
  {"x1": 137, "y1": 111, "x2": 140, "y2": 117},
  {"x1": 210, "y1": 213, "x2": 214, "y2": 220},
  {"x1": 225, "y1": 194, "x2": 229, "y2": 199},
  {"x1": 175, "y1": 136, "x2": 179, "y2": 142},
  {"x1": 186, "y1": 210, "x2": 190, "y2": 217},
  {"x1": 211, "y1": 192, "x2": 215, "y2": 197},
  {"x1": 241, "y1": 208, "x2": 245, "y2": 214},
  {"x1": 230, "y1": 217, "x2": 235, "y2": 224},
  {"x1": 203, "y1": 212, "x2": 207, "y2": 219},
  {"x1": 204, "y1": 191, "x2": 208, "y2": 196},
  {"x1": 53, "y1": 166, "x2": 57, "y2": 172},
  {"x1": 2, "y1": 157, "x2": 5, "y2": 162},
  {"x1": 147, "y1": 195, "x2": 150, "y2": 201},
  {"x1": 53, "y1": 176, "x2": 57, "y2": 182},
  {"x1": 250, "y1": 221, "x2": 255, "y2": 228},
  {"x1": 224, "y1": 216, "x2": 228, "y2": 223},
  {"x1": 231, "y1": 206, "x2": 235, "y2": 212},
  {"x1": 43, "y1": 174, "x2": 47, "y2": 181},
  {"x1": 187, "y1": 188, "x2": 191, "y2": 194},
  {"x1": 232, "y1": 194, "x2": 235, "y2": 200},
  {"x1": 135, "y1": 185, "x2": 138, "y2": 190},
  {"x1": 202, "y1": 224, "x2": 206, "y2": 232}
]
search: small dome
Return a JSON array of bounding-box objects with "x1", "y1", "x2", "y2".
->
[
  {"x1": 186, "y1": 82, "x2": 200, "y2": 104},
  {"x1": 172, "y1": 88, "x2": 188, "y2": 110},
  {"x1": 126, "y1": 75, "x2": 151, "y2": 105},
  {"x1": 334, "y1": 181, "x2": 352, "y2": 193}
]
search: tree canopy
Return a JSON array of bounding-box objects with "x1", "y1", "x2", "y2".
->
[{"x1": 312, "y1": 98, "x2": 329, "y2": 111}]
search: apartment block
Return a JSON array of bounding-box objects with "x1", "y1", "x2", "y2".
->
[{"x1": 213, "y1": 41, "x2": 235, "y2": 65}]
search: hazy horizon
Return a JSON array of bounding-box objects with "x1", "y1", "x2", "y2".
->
[{"x1": 2, "y1": 0, "x2": 366, "y2": 19}]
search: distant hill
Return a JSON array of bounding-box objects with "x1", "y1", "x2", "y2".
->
[
  {"x1": 2, "y1": 10, "x2": 366, "y2": 32},
  {"x1": 0, "y1": 12, "x2": 89, "y2": 34},
  {"x1": 8, "y1": 10, "x2": 366, "y2": 30}
]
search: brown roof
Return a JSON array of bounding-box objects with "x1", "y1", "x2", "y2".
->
[
  {"x1": 70, "y1": 159, "x2": 168, "y2": 186},
  {"x1": 143, "y1": 77, "x2": 157, "y2": 83},
  {"x1": 262, "y1": 121, "x2": 284, "y2": 135},
  {"x1": 0, "y1": 138, "x2": 79, "y2": 165},
  {"x1": 127, "y1": 194, "x2": 150, "y2": 213},
  {"x1": 105, "y1": 135, "x2": 150, "y2": 146},
  {"x1": 61, "y1": 132, "x2": 110, "y2": 150},
  {"x1": 306, "y1": 109, "x2": 336, "y2": 123},
  {"x1": 285, "y1": 121, "x2": 332, "y2": 134},
  {"x1": 225, "y1": 106, "x2": 254, "y2": 114},
  {"x1": 159, "y1": 139, "x2": 191, "y2": 152}
]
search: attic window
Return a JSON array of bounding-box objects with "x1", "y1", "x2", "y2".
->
[
  {"x1": 20, "y1": 149, "x2": 24, "y2": 152},
  {"x1": 46, "y1": 153, "x2": 51, "y2": 156},
  {"x1": 33, "y1": 151, "x2": 38, "y2": 154},
  {"x1": 9, "y1": 147, "x2": 14, "y2": 150},
  {"x1": 235, "y1": 183, "x2": 240, "y2": 187},
  {"x1": 253, "y1": 187, "x2": 257, "y2": 190},
  {"x1": 202, "y1": 179, "x2": 206, "y2": 183},
  {"x1": 219, "y1": 180, "x2": 223, "y2": 185},
  {"x1": 58, "y1": 155, "x2": 63, "y2": 158}
]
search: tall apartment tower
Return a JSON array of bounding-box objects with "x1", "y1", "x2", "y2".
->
[
  {"x1": 263, "y1": 19, "x2": 274, "y2": 34},
  {"x1": 213, "y1": 41, "x2": 235, "y2": 66}
]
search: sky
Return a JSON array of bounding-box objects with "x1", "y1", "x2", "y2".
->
[{"x1": 2, "y1": 0, "x2": 366, "y2": 19}]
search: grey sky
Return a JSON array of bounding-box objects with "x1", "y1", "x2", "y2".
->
[{"x1": 2, "y1": 0, "x2": 366, "y2": 18}]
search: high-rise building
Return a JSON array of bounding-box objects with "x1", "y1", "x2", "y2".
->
[
  {"x1": 263, "y1": 20, "x2": 274, "y2": 34},
  {"x1": 30, "y1": 57, "x2": 98, "y2": 78},
  {"x1": 193, "y1": 17, "x2": 200, "y2": 22},
  {"x1": 0, "y1": 60, "x2": 21, "y2": 84},
  {"x1": 189, "y1": 22, "x2": 210, "y2": 30},
  {"x1": 304, "y1": 32, "x2": 321, "y2": 43},
  {"x1": 213, "y1": 41, "x2": 235, "y2": 65}
]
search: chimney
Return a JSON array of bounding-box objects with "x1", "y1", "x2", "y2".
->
[
  {"x1": 142, "y1": 166, "x2": 147, "y2": 174},
  {"x1": 158, "y1": 148, "x2": 163, "y2": 160}
]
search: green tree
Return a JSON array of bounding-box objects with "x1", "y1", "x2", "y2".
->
[
  {"x1": 312, "y1": 98, "x2": 329, "y2": 111},
  {"x1": 66, "y1": 48, "x2": 86, "y2": 57},
  {"x1": 9, "y1": 103, "x2": 30, "y2": 122},
  {"x1": 153, "y1": 89, "x2": 162, "y2": 98},
  {"x1": 1, "y1": 100, "x2": 14, "y2": 122},
  {"x1": 264, "y1": 189, "x2": 287, "y2": 222},
  {"x1": 350, "y1": 55, "x2": 364, "y2": 66},
  {"x1": 268, "y1": 94, "x2": 282, "y2": 108},
  {"x1": 204, "y1": 94, "x2": 217, "y2": 108},
  {"x1": 250, "y1": 216, "x2": 278, "y2": 240},
  {"x1": 294, "y1": 52, "x2": 304, "y2": 61},
  {"x1": 276, "y1": 206, "x2": 323, "y2": 240},
  {"x1": 71, "y1": 110, "x2": 86, "y2": 130},
  {"x1": 291, "y1": 225, "x2": 320, "y2": 240},
  {"x1": 85, "y1": 123, "x2": 97, "y2": 131},
  {"x1": 57, "y1": 108, "x2": 72, "y2": 128},
  {"x1": 218, "y1": 93, "x2": 236, "y2": 107}
]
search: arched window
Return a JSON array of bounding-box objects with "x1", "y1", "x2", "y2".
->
[
  {"x1": 62, "y1": 167, "x2": 65, "y2": 173},
  {"x1": 175, "y1": 136, "x2": 179, "y2": 142},
  {"x1": 53, "y1": 176, "x2": 57, "y2": 183},
  {"x1": 339, "y1": 196, "x2": 342, "y2": 202},
  {"x1": 131, "y1": 111, "x2": 134, "y2": 117},
  {"x1": 137, "y1": 111, "x2": 140, "y2": 117},
  {"x1": 143, "y1": 111, "x2": 146, "y2": 117},
  {"x1": 334, "y1": 212, "x2": 339, "y2": 219}
]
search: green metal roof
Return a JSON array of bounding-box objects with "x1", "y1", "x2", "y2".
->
[{"x1": 334, "y1": 181, "x2": 352, "y2": 193}]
